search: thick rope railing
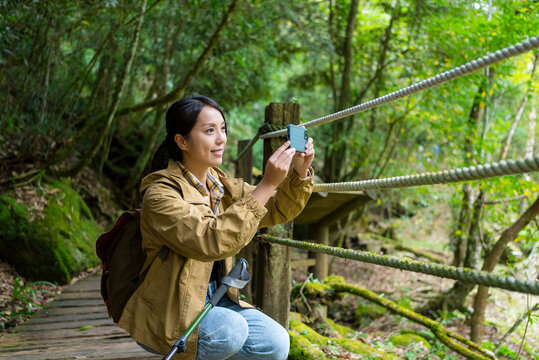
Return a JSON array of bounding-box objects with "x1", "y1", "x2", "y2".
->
[
  {"x1": 260, "y1": 35, "x2": 539, "y2": 139},
  {"x1": 258, "y1": 234, "x2": 539, "y2": 296},
  {"x1": 313, "y1": 154, "x2": 539, "y2": 193}
]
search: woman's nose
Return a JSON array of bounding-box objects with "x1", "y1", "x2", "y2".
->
[{"x1": 216, "y1": 130, "x2": 226, "y2": 143}]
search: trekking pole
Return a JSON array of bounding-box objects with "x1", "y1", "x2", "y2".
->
[{"x1": 163, "y1": 258, "x2": 250, "y2": 360}]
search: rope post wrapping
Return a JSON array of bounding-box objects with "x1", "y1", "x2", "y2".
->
[{"x1": 256, "y1": 102, "x2": 300, "y2": 329}]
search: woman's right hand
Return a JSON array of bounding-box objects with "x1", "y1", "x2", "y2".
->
[
  {"x1": 263, "y1": 141, "x2": 296, "y2": 187},
  {"x1": 252, "y1": 141, "x2": 296, "y2": 205}
]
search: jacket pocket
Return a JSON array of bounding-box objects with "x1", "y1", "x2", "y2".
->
[{"x1": 138, "y1": 254, "x2": 173, "y2": 307}]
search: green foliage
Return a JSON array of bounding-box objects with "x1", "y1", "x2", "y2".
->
[
  {"x1": 11, "y1": 276, "x2": 56, "y2": 312},
  {"x1": 1, "y1": 276, "x2": 56, "y2": 330}
]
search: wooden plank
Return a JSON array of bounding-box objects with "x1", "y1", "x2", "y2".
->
[
  {"x1": 17, "y1": 317, "x2": 113, "y2": 332},
  {"x1": 0, "y1": 334, "x2": 132, "y2": 351},
  {"x1": 0, "y1": 325, "x2": 127, "y2": 342},
  {"x1": 0, "y1": 339, "x2": 160, "y2": 359},
  {"x1": 24, "y1": 312, "x2": 110, "y2": 325},
  {"x1": 55, "y1": 291, "x2": 102, "y2": 300},
  {"x1": 62, "y1": 277, "x2": 101, "y2": 292},
  {"x1": 45, "y1": 298, "x2": 104, "y2": 308},
  {"x1": 33, "y1": 305, "x2": 105, "y2": 317}
]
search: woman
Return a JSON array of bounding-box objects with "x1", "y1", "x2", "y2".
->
[{"x1": 118, "y1": 95, "x2": 315, "y2": 360}]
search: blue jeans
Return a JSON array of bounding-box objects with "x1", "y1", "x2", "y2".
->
[{"x1": 196, "y1": 282, "x2": 289, "y2": 360}]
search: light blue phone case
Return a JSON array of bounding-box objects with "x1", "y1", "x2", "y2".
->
[{"x1": 287, "y1": 124, "x2": 308, "y2": 152}]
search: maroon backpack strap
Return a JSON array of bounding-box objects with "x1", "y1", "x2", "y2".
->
[{"x1": 96, "y1": 210, "x2": 139, "y2": 262}]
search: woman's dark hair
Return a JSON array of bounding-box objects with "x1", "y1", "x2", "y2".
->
[{"x1": 151, "y1": 95, "x2": 226, "y2": 172}]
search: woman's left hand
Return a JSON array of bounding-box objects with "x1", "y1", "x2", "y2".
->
[{"x1": 293, "y1": 137, "x2": 315, "y2": 178}]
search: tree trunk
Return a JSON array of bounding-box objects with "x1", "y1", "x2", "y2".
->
[
  {"x1": 470, "y1": 196, "x2": 539, "y2": 342},
  {"x1": 453, "y1": 184, "x2": 475, "y2": 267},
  {"x1": 525, "y1": 101, "x2": 536, "y2": 157},
  {"x1": 419, "y1": 81, "x2": 486, "y2": 315},
  {"x1": 463, "y1": 189, "x2": 486, "y2": 270},
  {"x1": 499, "y1": 53, "x2": 538, "y2": 160},
  {"x1": 324, "y1": 0, "x2": 359, "y2": 181},
  {"x1": 470, "y1": 56, "x2": 538, "y2": 341}
]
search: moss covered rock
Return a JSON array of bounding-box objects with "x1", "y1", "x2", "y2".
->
[{"x1": 0, "y1": 180, "x2": 102, "y2": 284}]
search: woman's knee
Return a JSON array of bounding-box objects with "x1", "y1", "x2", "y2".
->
[
  {"x1": 239, "y1": 318, "x2": 290, "y2": 360},
  {"x1": 267, "y1": 324, "x2": 290, "y2": 360},
  {"x1": 197, "y1": 309, "x2": 249, "y2": 358}
]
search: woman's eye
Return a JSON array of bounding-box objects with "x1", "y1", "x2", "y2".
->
[{"x1": 206, "y1": 128, "x2": 214, "y2": 133}]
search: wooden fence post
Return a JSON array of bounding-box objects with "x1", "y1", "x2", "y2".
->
[
  {"x1": 313, "y1": 224, "x2": 329, "y2": 280},
  {"x1": 235, "y1": 140, "x2": 255, "y2": 303},
  {"x1": 256, "y1": 102, "x2": 300, "y2": 328}
]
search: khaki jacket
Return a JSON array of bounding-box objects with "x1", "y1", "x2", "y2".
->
[{"x1": 118, "y1": 159, "x2": 313, "y2": 359}]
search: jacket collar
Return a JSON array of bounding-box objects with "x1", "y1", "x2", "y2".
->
[{"x1": 139, "y1": 159, "x2": 244, "y2": 201}]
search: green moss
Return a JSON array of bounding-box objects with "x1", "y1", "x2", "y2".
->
[
  {"x1": 289, "y1": 318, "x2": 396, "y2": 359},
  {"x1": 289, "y1": 330, "x2": 328, "y2": 360},
  {"x1": 388, "y1": 333, "x2": 431, "y2": 349},
  {"x1": 355, "y1": 301, "x2": 387, "y2": 327},
  {"x1": 323, "y1": 318, "x2": 356, "y2": 338},
  {"x1": 0, "y1": 180, "x2": 102, "y2": 284}
]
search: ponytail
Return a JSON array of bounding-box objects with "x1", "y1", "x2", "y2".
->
[{"x1": 150, "y1": 139, "x2": 171, "y2": 172}]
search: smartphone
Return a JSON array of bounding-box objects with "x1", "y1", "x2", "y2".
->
[{"x1": 287, "y1": 124, "x2": 309, "y2": 152}]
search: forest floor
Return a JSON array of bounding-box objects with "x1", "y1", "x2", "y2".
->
[{"x1": 291, "y1": 201, "x2": 538, "y2": 359}]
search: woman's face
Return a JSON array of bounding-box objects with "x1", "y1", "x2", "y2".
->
[{"x1": 177, "y1": 106, "x2": 227, "y2": 169}]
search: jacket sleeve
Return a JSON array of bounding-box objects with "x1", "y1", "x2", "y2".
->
[
  {"x1": 140, "y1": 185, "x2": 268, "y2": 262},
  {"x1": 250, "y1": 167, "x2": 314, "y2": 229}
]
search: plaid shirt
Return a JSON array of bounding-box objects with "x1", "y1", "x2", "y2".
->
[{"x1": 176, "y1": 162, "x2": 224, "y2": 215}]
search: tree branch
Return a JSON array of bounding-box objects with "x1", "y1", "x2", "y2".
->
[
  {"x1": 294, "y1": 276, "x2": 495, "y2": 360},
  {"x1": 471, "y1": 195, "x2": 539, "y2": 342}
]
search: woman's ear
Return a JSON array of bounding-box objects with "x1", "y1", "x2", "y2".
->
[{"x1": 174, "y1": 134, "x2": 189, "y2": 151}]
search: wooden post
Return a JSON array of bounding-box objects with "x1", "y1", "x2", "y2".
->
[
  {"x1": 256, "y1": 102, "x2": 300, "y2": 328},
  {"x1": 235, "y1": 140, "x2": 255, "y2": 303},
  {"x1": 313, "y1": 224, "x2": 329, "y2": 280},
  {"x1": 234, "y1": 140, "x2": 253, "y2": 181}
]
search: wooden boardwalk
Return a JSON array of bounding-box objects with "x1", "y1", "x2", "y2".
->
[{"x1": 0, "y1": 274, "x2": 160, "y2": 359}]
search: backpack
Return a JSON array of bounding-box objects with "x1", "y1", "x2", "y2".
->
[{"x1": 96, "y1": 182, "x2": 181, "y2": 323}]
